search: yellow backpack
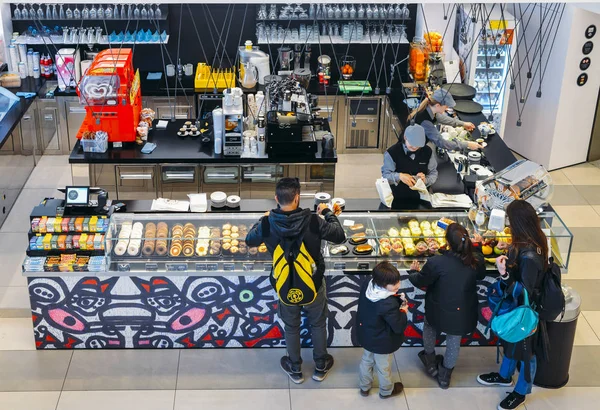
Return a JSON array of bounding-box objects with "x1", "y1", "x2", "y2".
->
[{"x1": 272, "y1": 239, "x2": 317, "y2": 306}]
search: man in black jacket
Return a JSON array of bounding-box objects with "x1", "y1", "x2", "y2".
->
[
  {"x1": 246, "y1": 177, "x2": 346, "y2": 384},
  {"x1": 357, "y1": 262, "x2": 408, "y2": 399}
]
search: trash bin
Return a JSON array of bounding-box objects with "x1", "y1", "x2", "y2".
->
[{"x1": 534, "y1": 287, "x2": 581, "y2": 388}]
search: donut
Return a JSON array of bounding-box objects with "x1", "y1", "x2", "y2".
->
[
  {"x1": 170, "y1": 246, "x2": 182, "y2": 257},
  {"x1": 155, "y1": 243, "x2": 168, "y2": 256},
  {"x1": 182, "y1": 246, "x2": 194, "y2": 257},
  {"x1": 127, "y1": 243, "x2": 140, "y2": 256},
  {"x1": 157, "y1": 222, "x2": 168, "y2": 231},
  {"x1": 231, "y1": 239, "x2": 239, "y2": 247},
  {"x1": 222, "y1": 238, "x2": 231, "y2": 244},
  {"x1": 145, "y1": 222, "x2": 157, "y2": 231},
  {"x1": 142, "y1": 242, "x2": 155, "y2": 256},
  {"x1": 133, "y1": 222, "x2": 144, "y2": 231},
  {"x1": 222, "y1": 229, "x2": 231, "y2": 237},
  {"x1": 114, "y1": 240, "x2": 128, "y2": 256}
]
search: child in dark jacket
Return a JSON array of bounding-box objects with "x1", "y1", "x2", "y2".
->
[{"x1": 357, "y1": 262, "x2": 408, "y2": 399}]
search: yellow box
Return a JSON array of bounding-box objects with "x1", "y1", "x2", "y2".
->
[
  {"x1": 42, "y1": 234, "x2": 52, "y2": 250},
  {"x1": 54, "y1": 217, "x2": 62, "y2": 233},
  {"x1": 195, "y1": 63, "x2": 236, "y2": 91}
]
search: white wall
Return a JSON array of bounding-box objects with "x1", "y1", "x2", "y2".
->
[
  {"x1": 0, "y1": 3, "x2": 13, "y2": 67},
  {"x1": 503, "y1": 3, "x2": 600, "y2": 170},
  {"x1": 416, "y1": 3, "x2": 458, "y2": 61}
]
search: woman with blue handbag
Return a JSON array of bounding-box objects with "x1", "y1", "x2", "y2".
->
[{"x1": 477, "y1": 200, "x2": 548, "y2": 410}]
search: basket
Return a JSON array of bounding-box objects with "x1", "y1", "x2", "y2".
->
[{"x1": 81, "y1": 138, "x2": 108, "y2": 153}]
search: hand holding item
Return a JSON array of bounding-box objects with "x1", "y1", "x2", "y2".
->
[
  {"x1": 463, "y1": 122, "x2": 476, "y2": 131},
  {"x1": 496, "y1": 255, "x2": 508, "y2": 278},
  {"x1": 416, "y1": 173, "x2": 426, "y2": 183},
  {"x1": 471, "y1": 233, "x2": 483, "y2": 244},
  {"x1": 399, "y1": 294, "x2": 409, "y2": 313},
  {"x1": 467, "y1": 141, "x2": 484, "y2": 151},
  {"x1": 410, "y1": 260, "x2": 421, "y2": 271},
  {"x1": 332, "y1": 202, "x2": 342, "y2": 216},
  {"x1": 317, "y1": 203, "x2": 329, "y2": 215},
  {"x1": 264, "y1": 211, "x2": 270, "y2": 217},
  {"x1": 399, "y1": 173, "x2": 416, "y2": 187}
]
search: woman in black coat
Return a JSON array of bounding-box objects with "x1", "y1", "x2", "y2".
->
[
  {"x1": 409, "y1": 223, "x2": 486, "y2": 389},
  {"x1": 477, "y1": 200, "x2": 548, "y2": 410}
]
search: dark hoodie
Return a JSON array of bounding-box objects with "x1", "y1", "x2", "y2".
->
[{"x1": 246, "y1": 207, "x2": 346, "y2": 291}]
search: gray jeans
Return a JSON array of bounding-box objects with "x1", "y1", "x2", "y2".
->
[
  {"x1": 277, "y1": 283, "x2": 329, "y2": 368},
  {"x1": 358, "y1": 349, "x2": 394, "y2": 395},
  {"x1": 423, "y1": 319, "x2": 462, "y2": 370}
]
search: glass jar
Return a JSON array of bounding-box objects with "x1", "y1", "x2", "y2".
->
[{"x1": 408, "y1": 37, "x2": 429, "y2": 83}]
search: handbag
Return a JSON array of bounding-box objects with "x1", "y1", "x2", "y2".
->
[
  {"x1": 490, "y1": 286, "x2": 539, "y2": 344},
  {"x1": 487, "y1": 280, "x2": 523, "y2": 317}
]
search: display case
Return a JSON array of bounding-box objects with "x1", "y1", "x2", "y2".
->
[{"x1": 103, "y1": 210, "x2": 573, "y2": 274}]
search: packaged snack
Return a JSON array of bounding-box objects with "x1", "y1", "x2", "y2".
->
[
  {"x1": 75, "y1": 217, "x2": 84, "y2": 232},
  {"x1": 68, "y1": 218, "x2": 76, "y2": 232},
  {"x1": 54, "y1": 217, "x2": 62, "y2": 233},
  {"x1": 83, "y1": 217, "x2": 90, "y2": 232},
  {"x1": 61, "y1": 217, "x2": 70, "y2": 233},
  {"x1": 66, "y1": 235, "x2": 73, "y2": 249},
  {"x1": 29, "y1": 237, "x2": 38, "y2": 250},
  {"x1": 46, "y1": 217, "x2": 55, "y2": 233},
  {"x1": 36, "y1": 236, "x2": 44, "y2": 250},
  {"x1": 39, "y1": 216, "x2": 48, "y2": 233},
  {"x1": 72, "y1": 235, "x2": 81, "y2": 249},
  {"x1": 58, "y1": 235, "x2": 67, "y2": 250},
  {"x1": 50, "y1": 235, "x2": 58, "y2": 250},
  {"x1": 89, "y1": 216, "x2": 98, "y2": 233},
  {"x1": 87, "y1": 235, "x2": 94, "y2": 250},
  {"x1": 79, "y1": 233, "x2": 88, "y2": 250},
  {"x1": 31, "y1": 218, "x2": 40, "y2": 233}
]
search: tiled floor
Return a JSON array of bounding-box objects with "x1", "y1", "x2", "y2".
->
[{"x1": 0, "y1": 153, "x2": 600, "y2": 409}]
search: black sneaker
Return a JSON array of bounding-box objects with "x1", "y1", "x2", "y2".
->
[
  {"x1": 312, "y1": 354, "x2": 334, "y2": 382},
  {"x1": 379, "y1": 382, "x2": 404, "y2": 399},
  {"x1": 477, "y1": 372, "x2": 513, "y2": 387},
  {"x1": 359, "y1": 389, "x2": 369, "y2": 397},
  {"x1": 280, "y1": 356, "x2": 304, "y2": 384},
  {"x1": 498, "y1": 392, "x2": 526, "y2": 410}
]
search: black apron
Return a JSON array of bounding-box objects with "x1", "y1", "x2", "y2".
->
[{"x1": 386, "y1": 142, "x2": 432, "y2": 206}]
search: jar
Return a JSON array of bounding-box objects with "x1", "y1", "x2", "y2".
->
[{"x1": 408, "y1": 37, "x2": 429, "y2": 83}]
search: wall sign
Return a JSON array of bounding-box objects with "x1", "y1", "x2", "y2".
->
[
  {"x1": 580, "y1": 57, "x2": 591, "y2": 71},
  {"x1": 577, "y1": 73, "x2": 588, "y2": 86},
  {"x1": 583, "y1": 41, "x2": 594, "y2": 55},
  {"x1": 586, "y1": 25, "x2": 597, "y2": 39}
]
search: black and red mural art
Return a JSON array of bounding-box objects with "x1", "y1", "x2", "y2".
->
[{"x1": 28, "y1": 273, "x2": 498, "y2": 349}]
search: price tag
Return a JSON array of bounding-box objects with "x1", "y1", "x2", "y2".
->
[
  {"x1": 223, "y1": 263, "x2": 235, "y2": 271},
  {"x1": 263, "y1": 263, "x2": 273, "y2": 271},
  {"x1": 333, "y1": 262, "x2": 346, "y2": 270},
  {"x1": 195, "y1": 263, "x2": 207, "y2": 271},
  {"x1": 207, "y1": 263, "x2": 218, "y2": 271},
  {"x1": 166, "y1": 263, "x2": 187, "y2": 272},
  {"x1": 118, "y1": 263, "x2": 130, "y2": 272},
  {"x1": 357, "y1": 262, "x2": 370, "y2": 270},
  {"x1": 145, "y1": 263, "x2": 158, "y2": 272},
  {"x1": 243, "y1": 263, "x2": 254, "y2": 271},
  {"x1": 343, "y1": 220, "x2": 355, "y2": 227}
]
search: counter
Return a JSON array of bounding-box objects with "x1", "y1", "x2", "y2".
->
[
  {"x1": 68, "y1": 120, "x2": 336, "y2": 165},
  {"x1": 0, "y1": 77, "x2": 45, "y2": 150},
  {"x1": 22, "y1": 198, "x2": 573, "y2": 350}
]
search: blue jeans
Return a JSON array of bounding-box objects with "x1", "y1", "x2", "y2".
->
[{"x1": 499, "y1": 355, "x2": 537, "y2": 395}]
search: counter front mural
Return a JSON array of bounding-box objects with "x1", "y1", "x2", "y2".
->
[{"x1": 27, "y1": 274, "x2": 497, "y2": 349}]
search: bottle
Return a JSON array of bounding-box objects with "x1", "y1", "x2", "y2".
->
[
  {"x1": 121, "y1": 4, "x2": 127, "y2": 20},
  {"x1": 255, "y1": 91, "x2": 266, "y2": 116},
  {"x1": 213, "y1": 108, "x2": 223, "y2": 155},
  {"x1": 258, "y1": 134, "x2": 266, "y2": 157},
  {"x1": 257, "y1": 115, "x2": 266, "y2": 139}
]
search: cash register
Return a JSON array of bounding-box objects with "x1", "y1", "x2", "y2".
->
[{"x1": 57, "y1": 187, "x2": 111, "y2": 215}]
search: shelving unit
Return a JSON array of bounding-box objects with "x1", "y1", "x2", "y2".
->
[
  {"x1": 13, "y1": 35, "x2": 170, "y2": 46},
  {"x1": 257, "y1": 37, "x2": 408, "y2": 45}
]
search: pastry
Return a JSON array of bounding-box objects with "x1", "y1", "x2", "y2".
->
[
  {"x1": 222, "y1": 242, "x2": 232, "y2": 251},
  {"x1": 183, "y1": 245, "x2": 195, "y2": 257},
  {"x1": 354, "y1": 244, "x2": 373, "y2": 254},
  {"x1": 330, "y1": 245, "x2": 348, "y2": 255},
  {"x1": 248, "y1": 247, "x2": 258, "y2": 255},
  {"x1": 142, "y1": 241, "x2": 155, "y2": 256},
  {"x1": 231, "y1": 246, "x2": 239, "y2": 254},
  {"x1": 222, "y1": 223, "x2": 232, "y2": 230},
  {"x1": 127, "y1": 243, "x2": 140, "y2": 256},
  {"x1": 349, "y1": 223, "x2": 365, "y2": 232},
  {"x1": 239, "y1": 246, "x2": 248, "y2": 255},
  {"x1": 231, "y1": 239, "x2": 239, "y2": 247},
  {"x1": 170, "y1": 245, "x2": 182, "y2": 257},
  {"x1": 114, "y1": 240, "x2": 128, "y2": 256},
  {"x1": 155, "y1": 242, "x2": 168, "y2": 256},
  {"x1": 222, "y1": 229, "x2": 231, "y2": 237},
  {"x1": 258, "y1": 244, "x2": 268, "y2": 253},
  {"x1": 231, "y1": 232, "x2": 240, "y2": 239},
  {"x1": 231, "y1": 226, "x2": 239, "y2": 233},
  {"x1": 222, "y1": 238, "x2": 231, "y2": 244},
  {"x1": 408, "y1": 220, "x2": 419, "y2": 230},
  {"x1": 349, "y1": 232, "x2": 367, "y2": 245}
]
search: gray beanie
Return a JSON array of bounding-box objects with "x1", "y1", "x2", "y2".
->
[
  {"x1": 432, "y1": 88, "x2": 457, "y2": 107},
  {"x1": 404, "y1": 124, "x2": 426, "y2": 148}
]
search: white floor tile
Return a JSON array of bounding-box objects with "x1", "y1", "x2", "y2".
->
[
  {"x1": 35, "y1": 155, "x2": 70, "y2": 167},
  {"x1": 175, "y1": 389, "x2": 290, "y2": 410},
  {"x1": 0, "y1": 286, "x2": 31, "y2": 318},
  {"x1": 0, "y1": 188, "x2": 60, "y2": 233},
  {"x1": 57, "y1": 390, "x2": 175, "y2": 410},
  {"x1": 0, "y1": 391, "x2": 60, "y2": 410},
  {"x1": 552, "y1": 206, "x2": 600, "y2": 228},
  {"x1": 527, "y1": 387, "x2": 600, "y2": 409},
  {"x1": 290, "y1": 388, "x2": 408, "y2": 410},
  {"x1": 404, "y1": 387, "x2": 508, "y2": 410},
  {"x1": 562, "y1": 164, "x2": 600, "y2": 186},
  {"x1": 0, "y1": 318, "x2": 36, "y2": 350},
  {"x1": 25, "y1": 164, "x2": 73, "y2": 189},
  {"x1": 549, "y1": 169, "x2": 574, "y2": 186},
  {"x1": 575, "y1": 314, "x2": 600, "y2": 346},
  {"x1": 582, "y1": 312, "x2": 600, "y2": 342},
  {"x1": 0, "y1": 233, "x2": 29, "y2": 287},
  {"x1": 565, "y1": 253, "x2": 600, "y2": 280}
]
